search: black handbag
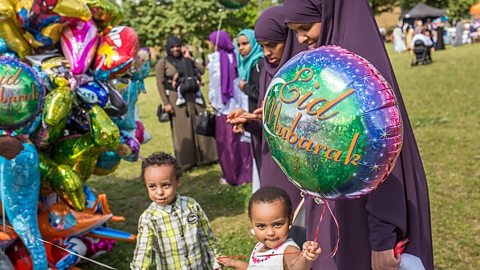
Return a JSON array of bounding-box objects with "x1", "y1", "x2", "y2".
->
[
  {"x1": 157, "y1": 104, "x2": 171, "y2": 122},
  {"x1": 195, "y1": 111, "x2": 215, "y2": 137}
]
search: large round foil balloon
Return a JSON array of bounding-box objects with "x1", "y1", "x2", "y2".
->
[
  {"x1": 61, "y1": 19, "x2": 99, "y2": 75},
  {"x1": 0, "y1": 57, "x2": 45, "y2": 130},
  {"x1": 262, "y1": 46, "x2": 403, "y2": 200},
  {"x1": 217, "y1": 0, "x2": 249, "y2": 9}
]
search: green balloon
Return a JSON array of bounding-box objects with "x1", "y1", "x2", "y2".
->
[
  {"x1": 217, "y1": 0, "x2": 249, "y2": 9},
  {"x1": 0, "y1": 57, "x2": 45, "y2": 131}
]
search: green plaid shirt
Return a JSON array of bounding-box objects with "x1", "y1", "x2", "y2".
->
[{"x1": 130, "y1": 195, "x2": 221, "y2": 270}]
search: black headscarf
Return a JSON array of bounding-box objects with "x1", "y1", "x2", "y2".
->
[
  {"x1": 282, "y1": 0, "x2": 433, "y2": 269},
  {"x1": 165, "y1": 36, "x2": 183, "y2": 70}
]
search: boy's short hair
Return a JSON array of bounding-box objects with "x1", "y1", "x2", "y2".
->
[
  {"x1": 141, "y1": 152, "x2": 182, "y2": 181},
  {"x1": 248, "y1": 186, "x2": 292, "y2": 219}
]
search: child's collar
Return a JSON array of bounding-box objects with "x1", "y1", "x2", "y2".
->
[{"x1": 155, "y1": 193, "x2": 180, "y2": 213}]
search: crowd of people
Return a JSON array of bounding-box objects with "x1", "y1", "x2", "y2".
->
[
  {"x1": 392, "y1": 17, "x2": 480, "y2": 55},
  {"x1": 131, "y1": 0, "x2": 435, "y2": 269}
]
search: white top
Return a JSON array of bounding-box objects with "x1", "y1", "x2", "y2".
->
[
  {"x1": 207, "y1": 51, "x2": 248, "y2": 115},
  {"x1": 247, "y1": 238, "x2": 299, "y2": 270},
  {"x1": 411, "y1": 34, "x2": 433, "y2": 47}
]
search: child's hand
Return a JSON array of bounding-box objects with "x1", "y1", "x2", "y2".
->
[
  {"x1": 216, "y1": 256, "x2": 236, "y2": 267},
  {"x1": 302, "y1": 241, "x2": 321, "y2": 261}
]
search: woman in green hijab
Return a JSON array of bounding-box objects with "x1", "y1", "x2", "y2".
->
[{"x1": 235, "y1": 29, "x2": 264, "y2": 113}]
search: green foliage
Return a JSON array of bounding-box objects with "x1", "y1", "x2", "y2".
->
[
  {"x1": 399, "y1": 0, "x2": 449, "y2": 10},
  {"x1": 121, "y1": 0, "x2": 279, "y2": 48},
  {"x1": 369, "y1": 0, "x2": 399, "y2": 15},
  {"x1": 447, "y1": 0, "x2": 478, "y2": 20}
]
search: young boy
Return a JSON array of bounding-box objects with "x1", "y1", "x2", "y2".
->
[{"x1": 130, "y1": 152, "x2": 221, "y2": 270}]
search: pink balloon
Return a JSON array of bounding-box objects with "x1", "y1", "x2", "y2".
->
[{"x1": 61, "y1": 19, "x2": 99, "y2": 75}]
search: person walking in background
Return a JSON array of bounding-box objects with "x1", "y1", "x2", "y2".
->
[
  {"x1": 208, "y1": 30, "x2": 252, "y2": 186},
  {"x1": 405, "y1": 24, "x2": 414, "y2": 51},
  {"x1": 235, "y1": 29, "x2": 264, "y2": 192},
  {"x1": 393, "y1": 23, "x2": 407, "y2": 53},
  {"x1": 453, "y1": 20, "x2": 464, "y2": 47},
  {"x1": 155, "y1": 36, "x2": 217, "y2": 170},
  {"x1": 283, "y1": 0, "x2": 434, "y2": 269},
  {"x1": 434, "y1": 21, "x2": 446, "y2": 50}
]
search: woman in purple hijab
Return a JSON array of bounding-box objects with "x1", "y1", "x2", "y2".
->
[
  {"x1": 208, "y1": 30, "x2": 252, "y2": 186},
  {"x1": 227, "y1": 6, "x2": 306, "y2": 210},
  {"x1": 282, "y1": 0, "x2": 434, "y2": 269}
]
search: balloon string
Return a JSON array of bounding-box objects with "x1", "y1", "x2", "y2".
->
[
  {"x1": 1, "y1": 162, "x2": 5, "y2": 234},
  {"x1": 255, "y1": 251, "x2": 302, "y2": 257},
  {"x1": 313, "y1": 201, "x2": 327, "y2": 243},
  {"x1": 214, "y1": 9, "x2": 225, "y2": 51},
  {"x1": 6, "y1": 224, "x2": 116, "y2": 269},
  {"x1": 324, "y1": 200, "x2": 340, "y2": 257}
]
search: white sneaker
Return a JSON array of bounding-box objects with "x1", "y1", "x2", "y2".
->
[
  {"x1": 176, "y1": 97, "x2": 186, "y2": 106},
  {"x1": 219, "y1": 177, "x2": 228, "y2": 185},
  {"x1": 195, "y1": 97, "x2": 204, "y2": 105},
  {"x1": 143, "y1": 131, "x2": 152, "y2": 144}
]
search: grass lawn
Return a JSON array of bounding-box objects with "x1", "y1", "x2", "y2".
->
[{"x1": 84, "y1": 43, "x2": 480, "y2": 269}]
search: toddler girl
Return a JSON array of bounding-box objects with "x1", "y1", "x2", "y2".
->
[{"x1": 216, "y1": 186, "x2": 321, "y2": 269}]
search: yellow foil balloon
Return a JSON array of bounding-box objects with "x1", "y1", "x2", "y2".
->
[
  {"x1": 40, "y1": 23, "x2": 64, "y2": 47},
  {"x1": 43, "y1": 82, "x2": 73, "y2": 127},
  {"x1": 0, "y1": 0, "x2": 31, "y2": 58},
  {"x1": 89, "y1": 105, "x2": 120, "y2": 150},
  {"x1": 0, "y1": 0, "x2": 17, "y2": 20},
  {"x1": 39, "y1": 153, "x2": 86, "y2": 211},
  {"x1": 53, "y1": 0, "x2": 92, "y2": 21},
  {"x1": 53, "y1": 106, "x2": 119, "y2": 181}
]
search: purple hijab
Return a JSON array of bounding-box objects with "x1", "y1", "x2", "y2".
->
[
  {"x1": 254, "y1": 6, "x2": 307, "y2": 100},
  {"x1": 209, "y1": 30, "x2": 237, "y2": 104},
  {"x1": 282, "y1": 0, "x2": 434, "y2": 269}
]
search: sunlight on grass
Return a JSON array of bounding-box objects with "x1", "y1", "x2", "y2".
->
[{"x1": 84, "y1": 43, "x2": 480, "y2": 269}]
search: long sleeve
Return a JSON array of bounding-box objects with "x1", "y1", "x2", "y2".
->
[
  {"x1": 155, "y1": 59, "x2": 170, "y2": 105},
  {"x1": 194, "y1": 59, "x2": 205, "y2": 75},
  {"x1": 130, "y1": 214, "x2": 155, "y2": 270},
  {"x1": 195, "y1": 201, "x2": 221, "y2": 269},
  {"x1": 242, "y1": 60, "x2": 263, "y2": 102},
  {"x1": 365, "y1": 164, "x2": 407, "y2": 251}
]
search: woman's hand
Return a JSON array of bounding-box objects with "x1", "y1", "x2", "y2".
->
[
  {"x1": 0, "y1": 135, "x2": 28, "y2": 160},
  {"x1": 302, "y1": 241, "x2": 321, "y2": 261},
  {"x1": 371, "y1": 249, "x2": 400, "y2": 270},
  {"x1": 239, "y1": 80, "x2": 246, "y2": 90},
  {"x1": 164, "y1": 104, "x2": 174, "y2": 113},
  {"x1": 226, "y1": 108, "x2": 247, "y2": 125}
]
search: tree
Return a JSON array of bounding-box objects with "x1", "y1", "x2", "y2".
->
[
  {"x1": 369, "y1": 0, "x2": 399, "y2": 15},
  {"x1": 448, "y1": 0, "x2": 478, "y2": 20},
  {"x1": 121, "y1": 0, "x2": 276, "y2": 48},
  {"x1": 399, "y1": 0, "x2": 449, "y2": 11}
]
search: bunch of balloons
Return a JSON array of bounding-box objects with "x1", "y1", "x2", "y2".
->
[{"x1": 0, "y1": 0, "x2": 150, "y2": 269}]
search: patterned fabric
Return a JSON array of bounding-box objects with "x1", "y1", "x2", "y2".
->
[
  {"x1": 130, "y1": 195, "x2": 220, "y2": 270},
  {"x1": 247, "y1": 238, "x2": 299, "y2": 269}
]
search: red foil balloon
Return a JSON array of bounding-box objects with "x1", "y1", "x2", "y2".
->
[{"x1": 94, "y1": 26, "x2": 139, "y2": 80}]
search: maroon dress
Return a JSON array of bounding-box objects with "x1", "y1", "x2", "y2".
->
[{"x1": 280, "y1": 0, "x2": 434, "y2": 269}]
